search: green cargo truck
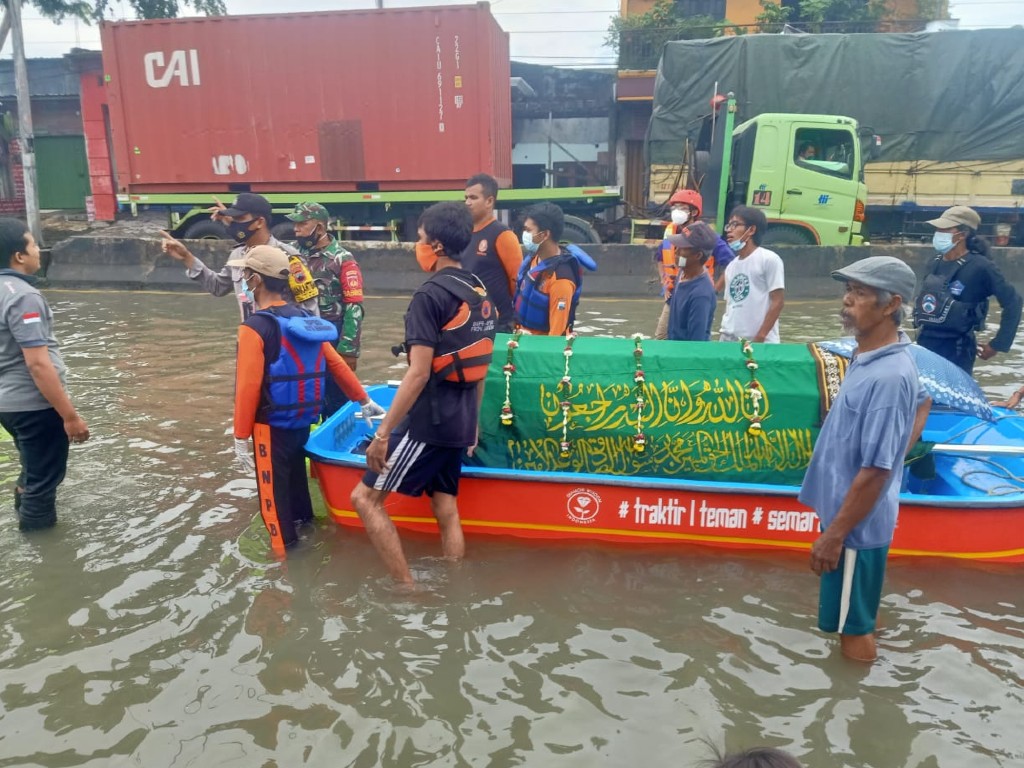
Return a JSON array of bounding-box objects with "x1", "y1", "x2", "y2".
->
[{"x1": 686, "y1": 95, "x2": 872, "y2": 247}]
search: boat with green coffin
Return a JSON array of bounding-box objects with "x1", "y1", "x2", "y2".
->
[{"x1": 306, "y1": 333, "x2": 1024, "y2": 564}]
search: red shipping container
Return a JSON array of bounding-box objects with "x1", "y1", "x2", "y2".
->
[{"x1": 100, "y1": 3, "x2": 512, "y2": 194}]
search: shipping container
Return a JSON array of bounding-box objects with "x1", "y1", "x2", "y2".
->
[{"x1": 100, "y1": 3, "x2": 512, "y2": 194}]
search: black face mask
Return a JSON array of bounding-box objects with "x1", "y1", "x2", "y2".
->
[
  {"x1": 298, "y1": 226, "x2": 323, "y2": 252},
  {"x1": 226, "y1": 219, "x2": 256, "y2": 243}
]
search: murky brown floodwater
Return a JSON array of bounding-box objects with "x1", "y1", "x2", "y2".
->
[{"x1": 0, "y1": 288, "x2": 1021, "y2": 768}]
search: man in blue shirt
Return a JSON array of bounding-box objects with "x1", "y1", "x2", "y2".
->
[
  {"x1": 799, "y1": 256, "x2": 930, "y2": 662},
  {"x1": 666, "y1": 222, "x2": 718, "y2": 341}
]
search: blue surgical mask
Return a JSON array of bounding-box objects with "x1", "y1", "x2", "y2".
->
[
  {"x1": 933, "y1": 231, "x2": 955, "y2": 254},
  {"x1": 728, "y1": 226, "x2": 749, "y2": 253},
  {"x1": 242, "y1": 274, "x2": 256, "y2": 303},
  {"x1": 522, "y1": 231, "x2": 542, "y2": 255}
]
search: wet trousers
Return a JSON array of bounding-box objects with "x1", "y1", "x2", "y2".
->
[
  {"x1": 0, "y1": 408, "x2": 69, "y2": 531},
  {"x1": 252, "y1": 422, "x2": 314, "y2": 552}
]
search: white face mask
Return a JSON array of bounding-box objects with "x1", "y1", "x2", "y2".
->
[{"x1": 670, "y1": 208, "x2": 690, "y2": 226}]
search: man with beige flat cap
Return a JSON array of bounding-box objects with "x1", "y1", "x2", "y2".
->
[{"x1": 913, "y1": 205, "x2": 1022, "y2": 373}]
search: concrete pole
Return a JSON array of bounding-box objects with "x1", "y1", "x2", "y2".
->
[
  {"x1": 0, "y1": 13, "x2": 12, "y2": 54},
  {"x1": 8, "y1": 0, "x2": 42, "y2": 245}
]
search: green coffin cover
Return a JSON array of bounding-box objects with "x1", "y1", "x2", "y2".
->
[{"x1": 474, "y1": 334, "x2": 824, "y2": 486}]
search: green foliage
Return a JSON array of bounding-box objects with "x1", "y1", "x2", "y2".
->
[
  {"x1": 0, "y1": 111, "x2": 16, "y2": 142},
  {"x1": 916, "y1": 0, "x2": 949, "y2": 20},
  {"x1": 25, "y1": 0, "x2": 226, "y2": 23},
  {"x1": 755, "y1": 0, "x2": 793, "y2": 33},
  {"x1": 756, "y1": 0, "x2": 919, "y2": 33},
  {"x1": 607, "y1": 0, "x2": 732, "y2": 70}
]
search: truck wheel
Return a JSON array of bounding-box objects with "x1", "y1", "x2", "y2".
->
[
  {"x1": 691, "y1": 150, "x2": 711, "y2": 187},
  {"x1": 271, "y1": 222, "x2": 296, "y2": 243},
  {"x1": 182, "y1": 220, "x2": 229, "y2": 240},
  {"x1": 761, "y1": 225, "x2": 816, "y2": 247},
  {"x1": 561, "y1": 215, "x2": 601, "y2": 244}
]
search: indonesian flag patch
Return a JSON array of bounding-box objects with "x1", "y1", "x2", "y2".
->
[{"x1": 22, "y1": 312, "x2": 41, "y2": 325}]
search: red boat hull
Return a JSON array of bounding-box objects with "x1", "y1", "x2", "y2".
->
[{"x1": 311, "y1": 461, "x2": 1024, "y2": 563}]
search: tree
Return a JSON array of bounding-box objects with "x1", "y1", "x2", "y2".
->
[
  {"x1": 22, "y1": 0, "x2": 225, "y2": 23},
  {"x1": 755, "y1": 0, "x2": 934, "y2": 35},
  {"x1": 607, "y1": 0, "x2": 737, "y2": 70}
]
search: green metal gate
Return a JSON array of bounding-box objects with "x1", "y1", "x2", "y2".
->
[{"x1": 35, "y1": 135, "x2": 89, "y2": 210}]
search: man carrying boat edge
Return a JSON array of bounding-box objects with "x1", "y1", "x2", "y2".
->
[{"x1": 350, "y1": 202, "x2": 496, "y2": 585}]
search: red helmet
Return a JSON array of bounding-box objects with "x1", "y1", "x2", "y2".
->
[{"x1": 668, "y1": 189, "x2": 703, "y2": 218}]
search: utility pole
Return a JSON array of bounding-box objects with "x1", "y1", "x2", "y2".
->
[{"x1": 8, "y1": 0, "x2": 41, "y2": 244}]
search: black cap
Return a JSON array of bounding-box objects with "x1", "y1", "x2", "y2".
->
[{"x1": 221, "y1": 192, "x2": 272, "y2": 222}]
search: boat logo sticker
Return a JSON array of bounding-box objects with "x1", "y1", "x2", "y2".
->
[{"x1": 566, "y1": 488, "x2": 601, "y2": 525}]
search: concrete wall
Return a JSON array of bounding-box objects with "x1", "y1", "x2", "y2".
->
[{"x1": 44, "y1": 236, "x2": 1024, "y2": 299}]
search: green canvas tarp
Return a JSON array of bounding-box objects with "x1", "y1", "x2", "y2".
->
[
  {"x1": 648, "y1": 29, "x2": 1024, "y2": 165},
  {"x1": 474, "y1": 334, "x2": 827, "y2": 486}
]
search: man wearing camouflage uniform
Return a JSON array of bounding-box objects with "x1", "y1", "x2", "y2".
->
[{"x1": 287, "y1": 202, "x2": 365, "y2": 418}]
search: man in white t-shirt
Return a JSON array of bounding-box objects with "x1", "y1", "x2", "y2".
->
[{"x1": 719, "y1": 206, "x2": 786, "y2": 343}]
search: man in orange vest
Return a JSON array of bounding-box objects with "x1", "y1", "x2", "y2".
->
[{"x1": 654, "y1": 189, "x2": 733, "y2": 338}]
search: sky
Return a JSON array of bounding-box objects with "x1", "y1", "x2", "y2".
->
[{"x1": 12, "y1": 0, "x2": 1024, "y2": 65}]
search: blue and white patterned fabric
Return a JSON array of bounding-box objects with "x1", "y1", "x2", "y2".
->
[{"x1": 815, "y1": 337, "x2": 994, "y2": 422}]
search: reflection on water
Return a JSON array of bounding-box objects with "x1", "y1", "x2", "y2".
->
[{"x1": 0, "y1": 289, "x2": 1021, "y2": 767}]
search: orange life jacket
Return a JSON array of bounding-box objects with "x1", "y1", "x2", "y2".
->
[{"x1": 429, "y1": 272, "x2": 496, "y2": 384}]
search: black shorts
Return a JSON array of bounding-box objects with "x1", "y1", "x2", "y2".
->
[{"x1": 362, "y1": 433, "x2": 464, "y2": 497}]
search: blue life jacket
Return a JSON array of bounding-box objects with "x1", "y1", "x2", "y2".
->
[
  {"x1": 254, "y1": 307, "x2": 339, "y2": 428},
  {"x1": 513, "y1": 245, "x2": 595, "y2": 333}
]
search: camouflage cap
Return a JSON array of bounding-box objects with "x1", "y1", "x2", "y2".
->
[{"x1": 286, "y1": 202, "x2": 330, "y2": 223}]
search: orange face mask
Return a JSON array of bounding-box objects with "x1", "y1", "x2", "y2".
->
[{"x1": 415, "y1": 242, "x2": 441, "y2": 272}]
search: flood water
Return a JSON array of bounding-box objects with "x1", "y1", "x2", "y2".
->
[{"x1": 0, "y1": 288, "x2": 1021, "y2": 768}]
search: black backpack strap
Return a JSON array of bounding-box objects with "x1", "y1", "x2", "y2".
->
[{"x1": 430, "y1": 272, "x2": 486, "y2": 306}]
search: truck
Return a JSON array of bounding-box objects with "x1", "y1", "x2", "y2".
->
[
  {"x1": 88, "y1": 3, "x2": 619, "y2": 242},
  {"x1": 632, "y1": 94, "x2": 875, "y2": 247},
  {"x1": 647, "y1": 29, "x2": 1024, "y2": 246}
]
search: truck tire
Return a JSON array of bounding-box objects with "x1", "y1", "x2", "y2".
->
[
  {"x1": 691, "y1": 150, "x2": 711, "y2": 187},
  {"x1": 271, "y1": 222, "x2": 296, "y2": 243},
  {"x1": 561, "y1": 215, "x2": 601, "y2": 244},
  {"x1": 761, "y1": 225, "x2": 816, "y2": 247},
  {"x1": 182, "y1": 220, "x2": 229, "y2": 240}
]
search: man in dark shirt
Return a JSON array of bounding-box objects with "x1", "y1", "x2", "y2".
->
[
  {"x1": 0, "y1": 219, "x2": 90, "y2": 531},
  {"x1": 914, "y1": 206, "x2": 1022, "y2": 373},
  {"x1": 461, "y1": 173, "x2": 522, "y2": 333},
  {"x1": 666, "y1": 222, "x2": 719, "y2": 342},
  {"x1": 350, "y1": 202, "x2": 496, "y2": 585}
]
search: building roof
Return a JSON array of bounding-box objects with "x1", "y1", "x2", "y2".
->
[{"x1": 0, "y1": 58, "x2": 80, "y2": 98}]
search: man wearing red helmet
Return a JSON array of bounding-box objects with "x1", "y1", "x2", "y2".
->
[{"x1": 654, "y1": 189, "x2": 733, "y2": 339}]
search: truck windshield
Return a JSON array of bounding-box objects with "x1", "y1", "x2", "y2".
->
[{"x1": 794, "y1": 128, "x2": 855, "y2": 180}]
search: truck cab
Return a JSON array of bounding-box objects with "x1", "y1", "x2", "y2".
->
[{"x1": 728, "y1": 113, "x2": 867, "y2": 246}]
